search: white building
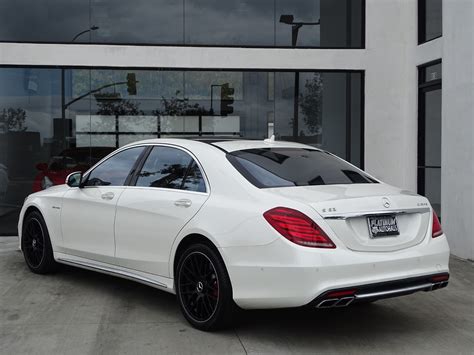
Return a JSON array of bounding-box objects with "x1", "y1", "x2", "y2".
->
[{"x1": 0, "y1": 0, "x2": 472, "y2": 259}]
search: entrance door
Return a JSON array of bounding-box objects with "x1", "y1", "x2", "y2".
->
[{"x1": 418, "y1": 61, "x2": 442, "y2": 217}]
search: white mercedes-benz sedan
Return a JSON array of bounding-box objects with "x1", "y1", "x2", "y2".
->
[{"x1": 18, "y1": 138, "x2": 450, "y2": 330}]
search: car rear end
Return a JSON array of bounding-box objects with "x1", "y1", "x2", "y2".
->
[{"x1": 213, "y1": 141, "x2": 450, "y2": 309}]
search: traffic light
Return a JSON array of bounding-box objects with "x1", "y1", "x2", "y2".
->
[
  {"x1": 126, "y1": 73, "x2": 137, "y2": 95},
  {"x1": 220, "y1": 83, "x2": 234, "y2": 116}
]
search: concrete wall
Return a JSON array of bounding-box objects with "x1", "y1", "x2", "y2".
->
[
  {"x1": 441, "y1": 0, "x2": 474, "y2": 260},
  {"x1": 364, "y1": 0, "x2": 418, "y2": 191}
]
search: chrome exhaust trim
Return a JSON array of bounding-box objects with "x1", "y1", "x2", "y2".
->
[
  {"x1": 354, "y1": 283, "x2": 433, "y2": 300},
  {"x1": 316, "y1": 296, "x2": 355, "y2": 308},
  {"x1": 335, "y1": 297, "x2": 355, "y2": 307},
  {"x1": 315, "y1": 280, "x2": 448, "y2": 308}
]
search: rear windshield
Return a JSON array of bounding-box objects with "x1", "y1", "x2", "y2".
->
[{"x1": 227, "y1": 148, "x2": 378, "y2": 188}]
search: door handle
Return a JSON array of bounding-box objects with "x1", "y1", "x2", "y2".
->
[
  {"x1": 174, "y1": 199, "x2": 192, "y2": 208},
  {"x1": 101, "y1": 192, "x2": 115, "y2": 200}
]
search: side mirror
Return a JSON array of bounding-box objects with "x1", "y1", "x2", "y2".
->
[
  {"x1": 36, "y1": 163, "x2": 48, "y2": 171},
  {"x1": 65, "y1": 171, "x2": 82, "y2": 188}
]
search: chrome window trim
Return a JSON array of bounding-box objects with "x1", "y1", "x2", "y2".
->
[
  {"x1": 131, "y1": 143, "x2": 211, "y2": 194},
  {"x1": 80, "y1": 142, "x2": 210, "y2": 193}
]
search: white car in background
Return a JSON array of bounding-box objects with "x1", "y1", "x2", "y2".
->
[{"x1": 18, "y1": 138, "x2": 450, "y2": 330}]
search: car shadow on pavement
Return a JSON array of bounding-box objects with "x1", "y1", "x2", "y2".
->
[{"x1": 58, "y1": 263, "x2": 430, "y2": 334}]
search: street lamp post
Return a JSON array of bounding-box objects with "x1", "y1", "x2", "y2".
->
[
  {"x1": 279, "y1": 15, "x2": 320, "y2": 140},
  {"x1": 71, "y1": 25, "x2": 99, "y2": 43},
  {"x1": 61, "y1": 26, "x2": 100, "y2": 120}
]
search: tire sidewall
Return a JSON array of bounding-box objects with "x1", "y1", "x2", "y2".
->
[
  {"x1": 22, "y1": 211, "x2": 56, "y2": 273},
  {"x1": 176, "y1": 243, "x2": 233, "y2": 331}
]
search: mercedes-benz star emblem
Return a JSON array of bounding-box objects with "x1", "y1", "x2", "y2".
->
[
  {"x1": 382, "y1": 197, "x2": 391, "y2": 208},
  {"x1": 196, "y1": 281, "x2": 204, "y2": 293}
]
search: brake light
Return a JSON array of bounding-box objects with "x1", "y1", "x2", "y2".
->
[
  {"x1": 263, "y1": 207, "x2": 336, "y2": 248},
  {"x1": 432, "y1": 211, "x2": 443, "y2": 238}
]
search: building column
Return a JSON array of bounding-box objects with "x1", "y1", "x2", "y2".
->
[{"x1": 442, "y1": 0, "x2": 474, "y2": 260}]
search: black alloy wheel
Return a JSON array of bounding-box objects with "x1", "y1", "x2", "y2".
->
[
  {"x1": 179, "y1": 252, "x2": 219, "y2": 321},
  {"x1": 22, "y1": 211, "x2": 57, "y2": 274},
  {"x1": 176, "y1": 244, "x2": 235, "y2": 331}
]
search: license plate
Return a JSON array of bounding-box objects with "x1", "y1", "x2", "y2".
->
[{"x1": 367, "y1": 215, "x2": 400, "y2": 238}]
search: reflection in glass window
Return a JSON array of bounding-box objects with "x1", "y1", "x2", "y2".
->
[
  {"x1": 136, "y1": 146, "x2": 191, "y2": 189},
  {"x1": 227, "y1": 148, "x2": 375, "y2": 188},
  {"x1": 91, "y1": 0, "x2": 184, "y2": 44},
  {"x1": 276, "y1": 0, "x2": 321, "y2": 47},
  {"x1": 0, "y1": 0, "x2": 90, "y2": 43},
  {"x1": 182, "y1": 161, "x2": 206, "y2": 193},
  {"x1": 277, "y1": 0, "x2": 363, "y2": 48},
  {"x1": 85, "y1": 146, "x2": 144, "y2": 186},
  {"x1": 0, "y1": 67, "x2": 362, "y2": 235},
  {"x1": 185, "y1": 0, "x2": 274, "y2": 46},
  {"x1": 0, "y1": 0, "x2": 364, "y2": 48}
]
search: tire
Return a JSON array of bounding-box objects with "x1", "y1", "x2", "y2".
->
[
  {"x1": 176, "y1": 243, "x2": 235, "y2": 331},
  {"x1": 21, "y1": 211, "x2": 58, "y2": 274}
]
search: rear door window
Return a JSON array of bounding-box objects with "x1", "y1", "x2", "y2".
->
[
  {"x1": 227, "y1": 148, "x2": 377, "y2": 188},
  {"x1": 135, "y1": 146, "x2": 206, "y2": 192}
]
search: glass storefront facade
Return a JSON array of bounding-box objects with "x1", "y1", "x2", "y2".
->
[
  {"x1": 0, "y1": 0, "x2": 364, "y2": 48},
  {"x1": 0, "y1": 67, "x2": 363, "y2": 234}
]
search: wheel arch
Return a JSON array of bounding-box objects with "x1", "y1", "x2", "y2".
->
[
  {"x1": 24, "y1": 205, "x2": 41, "y2": 218},
  {"x1": 20, "y1": 205, "x2": 43, "y2": 243},
  {"x1": 171, "y1": 233, "x2": 226, "y2": 281},
  {"x1": 19, "y1": 204, "x2": 43, "y2": 242}
]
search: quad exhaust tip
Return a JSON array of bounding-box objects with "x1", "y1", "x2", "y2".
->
[
  {"x1": 316, "y1": 278, "x2": 449, "y2": 309},
  {"x1": 317, "y1": 297, "x2": 355, "y2": 308}
]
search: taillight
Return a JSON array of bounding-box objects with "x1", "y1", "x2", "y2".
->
[
  {"x1": 432, "y1": 211, "x2": 443, "y2": 238},
  {"x1": 263, "y1": 207, "x2": 336, "y2": 248}
]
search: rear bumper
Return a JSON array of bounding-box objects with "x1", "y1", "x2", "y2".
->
[
  {"x1": 310, "y1": 273, "x2": 449, "y2": 308},
  {"x1": 220, "y1": 234, "x2": 450, "y2": 309}
]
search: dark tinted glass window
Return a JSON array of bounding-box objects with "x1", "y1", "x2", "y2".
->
[
  {"x1": 84, "y1": 146, "x2": 144, "y2": 186},
  {"x1": 185, "y1": 0, "x2": 274, "y2": 46},
  {"x1": 0, "y1": 0, "x2": 90, "y2": 43},
  {"x1": 419, "y1": 0, "x2": 442, "y2": 43},
  {"x1": 276, "y1": 0, "x2": 363, "y2": 48},
  {"x1": 136, "y1": 146, "x2": 206, "y2": 192},
  {"x1": 227, "y1": 148, "x2": 376, "y2": 188},
  {"x1": 0, "y1": 67, "x2": 362, "y2": 235},
  {"x1": 0, "y1": 0, "x2": 364, "y2": 48},
  {"x1": 420, "y1": 62, "x2": 442, "y2": 83},
  {"x1": 182, "y1": 161, "x2": 206, "y2": 192},
  {"x1": 418, "y1": 62, "x2": 441, "y2": 216},
  {"x1": 91, "y1": 0, "x2": 184, "y2": 44}
]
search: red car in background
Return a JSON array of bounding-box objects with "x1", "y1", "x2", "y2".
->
[{"x1": 32, "y1": 147, "x2": 114, "y2": 192}]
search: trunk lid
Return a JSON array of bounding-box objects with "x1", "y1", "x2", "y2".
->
[{"x1": 265, "y1": 184, "x2": 431, "y2": 252}]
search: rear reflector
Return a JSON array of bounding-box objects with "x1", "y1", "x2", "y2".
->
[
  {"x1": 431, "y1": 274, "x2": 449, "y2": 282},
  {"x1": 326, "y1": 289, "x2": 357, "y2": 298},
  {"x1": 432, "y1": 211, "x2": 443, "y2": 238},
  {"x1": 263, "y1": 207, "x2": 336, "y2": 248}
]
